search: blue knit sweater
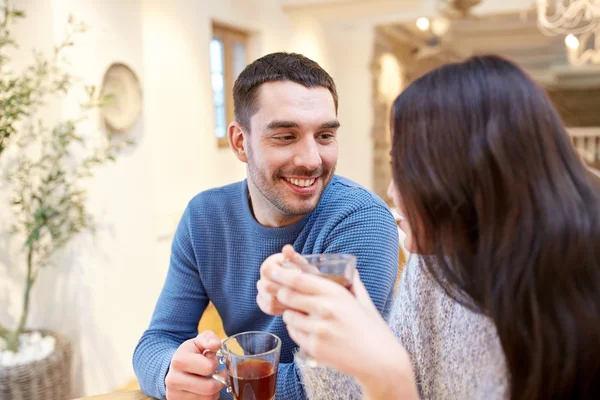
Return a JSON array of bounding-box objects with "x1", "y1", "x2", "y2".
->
[{"x1": 133, "y1": 175, "x2": 399, "y2": 399}]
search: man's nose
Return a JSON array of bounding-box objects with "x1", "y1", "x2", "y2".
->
[{"x1": 292, "y1": 137, "x2": 322, "y2": 171}]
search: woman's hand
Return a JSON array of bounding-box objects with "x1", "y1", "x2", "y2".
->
[
  {"x1": 271, "y1": 248, "x2": 418, "y2": 399},
  {"x1": 256, "y1": 245, "x2": 318, "y2": 315},
  {"x1": 259, "y1": 245, "x2": 419, "y2": 398},
  {"x1": 256, "y1": 252, "x2": 288, "y2": 315}
]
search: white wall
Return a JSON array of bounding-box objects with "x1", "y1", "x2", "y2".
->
[
  {"x1": 325, "y1": 23, "x2": 375, "y2": 189},
  {"x1": 1, "y1": 0, "x2": 156, "y2": 396},
  {"x1": 0, "y1": 0, "x2": 58, "y2": 354},
  {"x1": 57, "y1": 0, "x2": 155, "y2": 396}
]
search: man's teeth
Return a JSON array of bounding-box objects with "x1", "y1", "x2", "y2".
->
[{"x1": 285, "y1": 178, "x2": 316, "y2": 187}]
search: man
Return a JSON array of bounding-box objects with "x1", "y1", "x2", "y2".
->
[{"x1": 133, "y1": 52, "x2": 399, "y2": 400}]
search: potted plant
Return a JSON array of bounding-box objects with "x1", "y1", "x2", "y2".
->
[{"x1": 0, "y1": 3, "x2": 131, "y2": 399}]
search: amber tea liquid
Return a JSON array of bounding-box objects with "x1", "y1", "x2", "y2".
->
[{"x1": 229, "y1": 359, "x2": 277, "y2": 400}]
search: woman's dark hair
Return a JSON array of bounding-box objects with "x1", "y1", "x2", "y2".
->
[{"x1": 390, "y1": 55, "x2": 600, "y2": 399}]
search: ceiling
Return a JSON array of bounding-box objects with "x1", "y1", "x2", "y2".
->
[
  {"x1": 280, "y1": 0, "x2": 423, "y2": 23},
  {"x1": 383, "y1": 10, "x2": 568, "y2": 74},
  {"x1": 281, "y1": 1, "x2": 600, "y2": 88}
]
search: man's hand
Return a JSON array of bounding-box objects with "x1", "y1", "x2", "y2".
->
[{"x1": 165, "y1": 330, "x2": 226, "y2": 400}]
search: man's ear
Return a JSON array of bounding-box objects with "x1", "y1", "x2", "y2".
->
[{"x1": 228, "y1": 121, "x2": 248, "y2": 163}]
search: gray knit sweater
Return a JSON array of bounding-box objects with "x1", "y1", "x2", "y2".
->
[{"x1": 298, "y1": 255, "x2": 509, "y2": 399}]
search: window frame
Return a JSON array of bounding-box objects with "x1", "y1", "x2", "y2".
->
[{"x1": 211, "y1": 22, "x2": 249, "y2": 148}]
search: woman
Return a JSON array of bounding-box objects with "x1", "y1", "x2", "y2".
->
[{"x1": 257, "y1": 55, "x2": 600, "y2": 399}]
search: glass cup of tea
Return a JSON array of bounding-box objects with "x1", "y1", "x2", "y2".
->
[
  {"x1": 284, "y1": 253, "x2": 357, "y2": 367},
  {"x1": 207, "y1": 331, "x2": 282, "y2": 400}
]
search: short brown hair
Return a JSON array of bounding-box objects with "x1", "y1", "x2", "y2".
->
[{"x1": 233, "y1": 52, "x2": 338, "y2": 131}]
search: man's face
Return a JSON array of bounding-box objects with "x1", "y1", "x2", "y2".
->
[{"x1": 245, "y1": 81, "x2": 339, "y2": 218}]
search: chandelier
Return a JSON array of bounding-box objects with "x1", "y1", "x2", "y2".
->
[
  {"x1": 565, "y1": 31, "x2": 600, "y2": 64},
  {"x1": 536, "y1": 0, "x2": 600, "y2": 65},
  {"x1": 536, "y1": 0, "x2": 600, "y2": 36}
]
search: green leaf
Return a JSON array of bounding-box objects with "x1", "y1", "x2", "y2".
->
[{"x1": 25, "y1": 227, "x2": 40, "y2": 247}]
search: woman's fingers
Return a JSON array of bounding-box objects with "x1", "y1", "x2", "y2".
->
[
  {"x1": 277, "y1": 287, "x2": 332, "y2": 315},
  {"x1": 282, "y1": 244, "x2": 298, "y2": 260},
  {"x1": 272, "y1": 267, "x2": 348, "y2": 296},
  {"x1": 284, "y1": 310, "x2": 333, "y2": 360},
  {"x1": 257, "y1": 278, "x2": 282, "y2": 295},
  {"x1": 260, "y1": 253, "x2": 285, "y2": 280},
  {"x1": 282, "y1": 309, "x2": 312, "y2": 333},
  {"x1": 256, "y1": 287, "x2": 286, "y2": 316}
]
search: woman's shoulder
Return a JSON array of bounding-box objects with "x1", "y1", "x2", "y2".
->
[{"x1": 390, "y1": 255, "x2": 509, "y2": 399}]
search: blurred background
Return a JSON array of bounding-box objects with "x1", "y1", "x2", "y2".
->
[{"x1": 0, "y1": 0, "x2": 598, "y2": 397}]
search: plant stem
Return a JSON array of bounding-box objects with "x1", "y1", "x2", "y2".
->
[
  {"x1": 5, "y1": 245, "x2": 35, "y2": 352},
  {"x1": 0, "y1": 323, "x2": 9, "y2": 340}
]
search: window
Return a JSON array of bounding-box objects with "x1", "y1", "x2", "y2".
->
[{"x1": 210, "y1": 23, "x2": 249, "y2": 147}]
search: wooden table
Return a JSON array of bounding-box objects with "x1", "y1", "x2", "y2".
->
[{"x1": 74, "y1": 390, "x2": 155, "y2": 400}]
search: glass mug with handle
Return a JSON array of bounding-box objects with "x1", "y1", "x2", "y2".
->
[
  {"x1": 205, "y1": 331, "x2": 282, "y2": 400},
  {"x1": 283, "y1": 253, "x2": 357, "y2": 367}
]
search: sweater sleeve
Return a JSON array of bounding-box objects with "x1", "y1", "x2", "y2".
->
[
  {"x1": 133, "y1": 206, "x2": 210, "y2": 400},
  {"x1": 298, "y1": 362, "x2": 363, "y2": 400},
  {"x1": 324, "y1": 203, "x2": 399, "y2": 316},
  {"x1": 289, "y1": 203, "x2": 400, "y2": 400}
]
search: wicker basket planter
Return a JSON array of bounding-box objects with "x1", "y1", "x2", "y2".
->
[{"x1": 0, "y1": 330, "x2": 72, "y2": 400}]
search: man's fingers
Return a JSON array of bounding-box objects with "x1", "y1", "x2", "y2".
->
[
  {"x1": 191, "y1": 331, "x2": 222, "y2": 353},
  {"x1": 170, "y1": 349, "x2": 219, "y2": 376},
  {"x1": 201, "y1": 330, "x2": 221, "y2": 342},
  {"x1": 165, "y1": 370, "x2": 224, "y2": 396}
]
